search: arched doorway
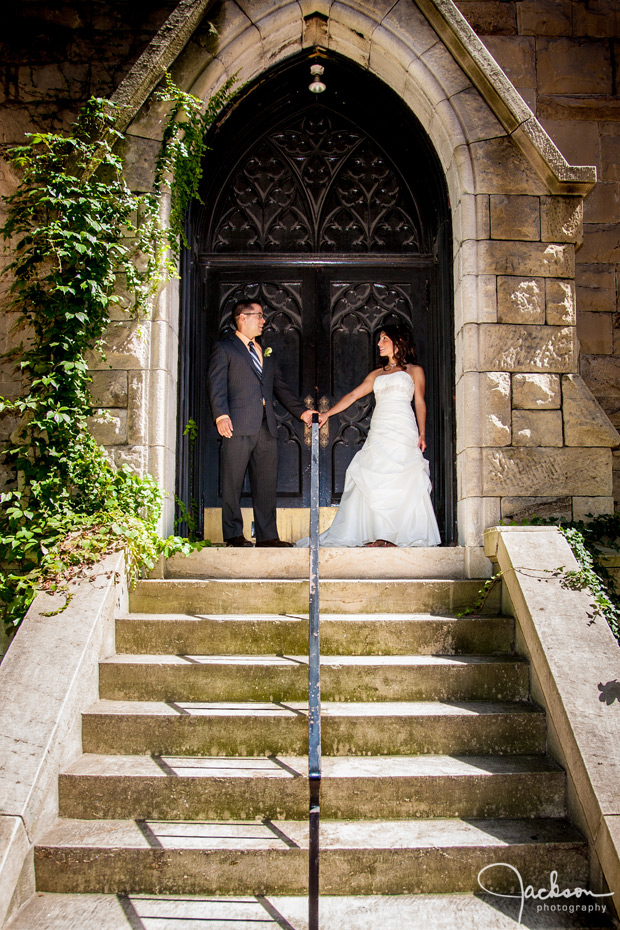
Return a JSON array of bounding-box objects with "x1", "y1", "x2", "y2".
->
[{"x1": 177, "y1": 52, "x2": 455, "y2": 543}]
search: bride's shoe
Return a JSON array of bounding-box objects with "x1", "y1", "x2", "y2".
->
[{"x1": 364, "y1": 539, "x2": 397, "y2": 548}]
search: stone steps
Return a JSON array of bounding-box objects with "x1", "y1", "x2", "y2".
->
[
  {"x1": 34, "y1": 817, "x2": 587, "y2": 897},
  {"x1": 6, "y1": 891, "x2": 615, "y2": 930},
  {"x1": 58, "y1": 753, "x2": 566, "y2": 821},
  {"x1": 98, "y1": 653, "x2": 529, "y2": 702},
  {"x1": 130, "y1": 578, "x2": 499, "y2": 616},
  {"x1": 81, "y1": 699, "x2": 546, "y2": 757},
  {"x1": 22, "y1": 557, "x2": 604, "y2": 927},
  {"x1": 160, "y1": 546, "x2": 471, "y2": 579},
  {"x1": 115, "y1": 612, "x2": 514, "y2": 656}
]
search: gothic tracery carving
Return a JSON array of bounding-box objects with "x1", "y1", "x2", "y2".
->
[{"x1": 211, "y1": 114, "x2": 423, "y2": 253}]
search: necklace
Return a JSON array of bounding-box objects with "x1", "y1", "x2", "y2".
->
[{"x1": 386, "y1": 362, "x2": 398, "y2": 370}]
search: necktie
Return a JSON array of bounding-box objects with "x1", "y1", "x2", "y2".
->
[{"x1": 248, "y1": 340, "x2": 263, "y2": 377}]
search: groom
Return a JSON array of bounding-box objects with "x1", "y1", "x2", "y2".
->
[{"x1": 207, "y1": 299, "x2": 313, "y2": 547}]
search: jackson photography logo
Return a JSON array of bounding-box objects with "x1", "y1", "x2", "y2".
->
[{"x1": 477, "y1": 863, "x2": 614, "y2": 925}]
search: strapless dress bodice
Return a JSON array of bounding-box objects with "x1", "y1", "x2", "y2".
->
[{"x1": 374, "y1": 369, "x2": 414, "y2": 402}]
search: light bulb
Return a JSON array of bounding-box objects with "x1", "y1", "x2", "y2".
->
[{"x1": 309, "y1": 63, "x2": 326, "y2": 93}]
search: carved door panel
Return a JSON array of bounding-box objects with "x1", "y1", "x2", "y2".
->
[
  {"x1": 200, "y1": 264, "x2": 444, "y2": 529},
  {"x1": 317, "y1": 268, "x2": 432, "y2": 504}
]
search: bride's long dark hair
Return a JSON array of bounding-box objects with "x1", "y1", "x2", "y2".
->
[{"x1": 379, "y1": 323, "x2": 417, "y2": 370}]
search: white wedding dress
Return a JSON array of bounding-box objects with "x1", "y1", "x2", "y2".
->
[{"x1": 297, "y1": 369, "x2": 441, "y2": 548}]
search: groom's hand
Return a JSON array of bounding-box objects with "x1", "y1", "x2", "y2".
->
[
  {"x1": 300, "y1": 410, "x2": 314, "y2": 426},
  {"x1": 217, "y1": 415, "x2": 233, "y2": 438}
]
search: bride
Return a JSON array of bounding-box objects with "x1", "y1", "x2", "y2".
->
[{"x1": 298, "y1": 324, "x2": 441, "y2": 548}]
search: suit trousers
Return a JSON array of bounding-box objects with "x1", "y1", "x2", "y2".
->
[{"x1": 220, "y1": 414, "x2": 279, "y2": 542}]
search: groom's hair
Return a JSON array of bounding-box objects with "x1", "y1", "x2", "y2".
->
[
  {"x1": 380, "y1": 323, "x2": 417, "y2": 369},
  {"x1": 233, "y1": 299, "x2": 257, "y2": 327}
]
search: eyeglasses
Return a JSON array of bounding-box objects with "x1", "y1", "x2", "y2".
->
[{"x1": 243, "y1": 312, "x2": 265, "y2": 319}]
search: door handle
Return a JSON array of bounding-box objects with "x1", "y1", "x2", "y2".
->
[{"x1": 304, "y1": 395, "x2": 331, "y2": 448}]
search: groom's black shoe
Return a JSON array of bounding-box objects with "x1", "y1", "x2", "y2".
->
[
  {"x1": 225, "y1": 535, "x2": 253, "y2": 547},
  {"x1": 256, "y1": 539, "x2": 293, "y2": 547}
]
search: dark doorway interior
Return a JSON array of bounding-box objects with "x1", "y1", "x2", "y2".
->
[{"x1": 177, "y1": 52, "x2": 455, "y2": 543}]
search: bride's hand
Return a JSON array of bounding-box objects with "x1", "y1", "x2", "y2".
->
[
  {"x1": 418, "y1": 435, "x2": 426, "y2": 453},
  {"x1": 318, "y1": 412, "x2": 329, "y2": 428}
]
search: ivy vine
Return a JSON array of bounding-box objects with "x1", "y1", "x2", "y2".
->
[
  {"x1": 0, "y1": 76, "x2": 236, "y2": 637},
  {"x1": 491, "y1": 514, "x2": 620, "y2": 644}
]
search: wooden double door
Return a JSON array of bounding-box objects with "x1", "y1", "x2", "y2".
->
[{"x1": 198, "y1": 259, "x2": 454, "y2": 541}]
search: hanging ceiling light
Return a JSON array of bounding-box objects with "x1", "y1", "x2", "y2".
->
[{"x1": 309, "y1": 63, "x2": 326, "y2": 94}]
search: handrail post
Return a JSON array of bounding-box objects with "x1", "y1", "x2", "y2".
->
[{"x1": 308, "y1": 411, "x2": 321, "y2": 930}]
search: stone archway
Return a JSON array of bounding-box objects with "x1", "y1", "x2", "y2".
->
[
  {"x1": 105, "y1": 0, "x2": 617, "y2": 565},
  {"x1": 176, "y1": 51, "x2": 455, "y2": 542}
]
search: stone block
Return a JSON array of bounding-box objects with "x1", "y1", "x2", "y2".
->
[
  {"x1": 482, "y1": 447, "x2": 612, "y2": 496},
  {"x1": 500, "y1": 496, "x2": 572, "y2": 522},
  {"x1": 546, "y1": 279, "x2": 576, "y2": 326},
  {"x1": 576, "y1": 224, "x2": 620, "y2": 265},
  {"x1": 562, "y1": 373, "x2": 620, "y2": 448},
  {"x1": 87, "y1": 322, "x2": 149, "y2": 371},
  {"x1": 601, "y1": 124, "x2": 620, "y2": 182},
  {"x1": 88, "y1": 371, "x2": 128, "y2": 408},
  {"x1": 454, "y1": 274, "x2": 497, "y2": 330},
  {"x1": 479, "y1": 240, "x2": 575, "y2": 278},
  {"x1": 482, "y1": 36, "x2": 536, "y2": 89},
  {"x1": 470, "y1": 136, "x2": 548, "y2": 196},
  {"x1": 539, "y1": 119, "x2": 600, "y2": 175},
  {"x1": 457, "y1": 496, "x2": 501, "y2": 548},
  {"x1": 490, "y1": 195, "x2": 540, "y2": 242},
  {"x1": 87, "y1": 410, "x2": 128, "y2": 447},
  {"x1": 419, "y1": 42, "x2": 471, "y2": 99},
  {"x1": 127, "y1": 372, "x2": 147, "y2": 446},
  {"x1": 452, "y1": 193, "x2": 490, "y2": 243},
  {"x1": 517, "y1": 0, "x2": 571, "y2": 35},
  {"x1": 577, "y1": 311, "x2": 613, "y2": 355},
  {"x1": 368, "y1": 28, "x2": 410, "y2": 97},
  {"x1": 537, "y1": 38, "x2": 612, "y2": 95},
  {"x1": 474, "y1": 323, "x2": 576, "y2": 373},
  {"x1": 383, "y1": 0, "x2": 439, "y2": 57},
  {"x1": 454, "y1": 1, "x2": 517, "y2": 35},
  {"x1": 117, "y1": 136, "x2": 160, "y2": 193},
  {"x1": 447, "y1": 87, "x2": 505, "y2": 144},
  {"x1": 497, "y1": 276, "x2": 545, "y2": 324},
  {"x1": 512, "y1": 409, "x2": 563, "y2": 447},
  {"x1": 540, "y1": 196, "x2": 582, "y2": 244},
  {"x1": 327, "y1": 15, "x2": 371, "y2": 60},
  {"x1": 572, "y1": 496, "x2": 614, "y2": 521},
  {"x1": 573, "y1": 1, "x2": 620, "y2": 37},
  {"x1": 581, "y1": 354, "x2": 620, "y2": 399},
  {"x1": 575, "y1": 264, "x2": 617, "y2": 313},
  {"x1": 583, "y1": 182, "x2": 620, "y2": 225},
  {"x1": 457, "y1": 371, "x2": 511, "y2": 451}
]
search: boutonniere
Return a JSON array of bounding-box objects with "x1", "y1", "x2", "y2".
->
[{"x1": 264, "y1": 347, "x2": 273, "y2": 358}]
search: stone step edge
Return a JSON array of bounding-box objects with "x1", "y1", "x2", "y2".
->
[
  {"x1": 62, "y1": 751, "x2": 563, "y2": 778},
  {"x1": 83, "y1": 698, "x2": 542, "y2": 717},
  {"x1": 6, "y1": 891, "x2": 613, "y2": 930},
  {"x1": 100, "y1": 653, "x2": 526, "y2": 667},
  {"x1": 36, "y1": 816, "x2": 584, "y2": 851}
]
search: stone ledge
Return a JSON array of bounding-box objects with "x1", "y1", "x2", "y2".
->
[
  {"x1": 484, "y1": 525, "x2": 620, "y2": 909},
  {"x1": 0, "y1": 553, "x2": 127, "y2": 927}
]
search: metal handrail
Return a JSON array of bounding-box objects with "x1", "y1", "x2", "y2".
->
[{"x1": 308, "y1": 411, "x2": 321, "y2": 930}]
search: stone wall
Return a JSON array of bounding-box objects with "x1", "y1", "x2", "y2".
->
[
  {"x1": 0, "y1": 0, "x2": 175, "y2": 412},
  {"x1": 2, "y1": 0, "x2": 620, "y2": 548},
  {"x1": 455, "y1": 0, "x2": 620, "y2": 502}
]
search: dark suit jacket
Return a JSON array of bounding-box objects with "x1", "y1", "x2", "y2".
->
[{"x1": 207, "y1": 332, "x2": 306, "y2": 437}]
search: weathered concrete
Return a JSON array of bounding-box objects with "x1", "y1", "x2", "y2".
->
[
  {"x1": 6, "y1": 890, "x2": 616, "y2": 930},
  {"x1": 0, "y1": 553, "x2": 127, "y2": 928},
  {"x1": 58, "y1": 752, "x2": 565, "y2": 821},
  {"x1": 485, "y1": 525, "x2": 620, "y2": 903},
  {"x1": 115, "y1": 612, "x2": 515, "y2": 656},
  {"x1": 81, "y1": 698, "x2": 546, "y2": 757},
  {"x1": 34, "y1": 815, "x2": 585, "y2": 895}
]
